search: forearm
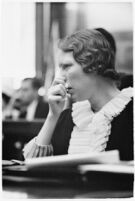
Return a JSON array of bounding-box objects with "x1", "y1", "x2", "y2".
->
[
  {"x1": 34, "y1": 76, "x2": 66, "y2": 146},
  {"x1": 36, "y1": 113, "x2": 59, "y2": 145}
]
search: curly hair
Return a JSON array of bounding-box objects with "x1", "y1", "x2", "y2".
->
[
  {"x1": 58, "y1": 29, "x2": 119, "y2": 80},
  {"x1": 95, "y1": 28, "x2": 116, "y2": 54}
]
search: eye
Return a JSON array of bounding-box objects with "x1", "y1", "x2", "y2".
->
[
  {"x1": 63, "y1": 65, "x2": 69, "y2": 69},
  {"x1": 62, "y1": 64, "x2": 72, "y2": 70}
]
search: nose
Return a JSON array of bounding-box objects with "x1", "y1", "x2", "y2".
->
[{"x1": 59, "y1": 68, "x2": 67, "y2": 80}]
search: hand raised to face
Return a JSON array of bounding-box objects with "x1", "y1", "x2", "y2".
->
[{"x1": 47, "y1": 76, "x2": 68, "y2": 117}]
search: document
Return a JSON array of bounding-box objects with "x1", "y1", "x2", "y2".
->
[
  {"x1": 79, "y1": 162, "x2": 134, "y2": 174},
  {"x1": 25, "y1": 150, "x2": 120, "y2": 170}
]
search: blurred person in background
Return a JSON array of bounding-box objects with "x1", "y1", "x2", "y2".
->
[
  {"x1": 23, "y1": 29, "x2": 133, "y2": 161},
  {"x1": 2, "y1": 93, "x2": 11, "y2": 112},
  {"x1": 18, "y1": 77, "x2": 49, "y2": 120},
  {"x1": 2, "y1": 87, "x2": 21, "y2": 120},
  {"x1": 2, "y1": 92, "x2": 11, "y2": 120}
]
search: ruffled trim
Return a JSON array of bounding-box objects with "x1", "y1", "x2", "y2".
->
[
  {"x1": 99, "y1": 87, "x2": 133, "y2": 120},
  {"x1": 71, "y1": 100, "x2": 94, "y2": 128},
  {"x1": 68, "y1": 87, "x2": 133, "y2": 155},
  {"x1": 23, "y1": 137, "x2": 53, "y2": 159}
]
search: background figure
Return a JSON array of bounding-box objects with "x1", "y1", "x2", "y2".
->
[
  {"x1": 2, "y1": 89, "x2": 21, "y2": 120},
  {"x1": 2, "y1": 92, "x2": 11, "y2": 120},
  {"x1": 19, "y1": 77, "x2": 49, "y2": 120},
  {"x1": 2, "y1": 77, "x2": 49, "y2": 160},
  {"x1": 2, "y1": 93, "x2": 11, "y2": 113}
]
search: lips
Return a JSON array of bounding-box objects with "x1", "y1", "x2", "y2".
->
[
  {"x1": 65, "y1": 82, "x2": 73, "y2": 94},
  {"x1": 66, "y1": 87, "x2": 73, "y2": 94}
]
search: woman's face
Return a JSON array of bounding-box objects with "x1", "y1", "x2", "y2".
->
[{"x1": 58, "y1": 50, "x2": 97, "y2": 102}]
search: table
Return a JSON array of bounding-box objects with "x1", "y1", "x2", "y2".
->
[
  {"x1": 3, "y1": 185, "x2": 133, "y2": 199},
  {"x1": 2, "y1": 165, "x2": 134, "y2": 199}
]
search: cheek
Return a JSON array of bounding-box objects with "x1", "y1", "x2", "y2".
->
[
  {"x1": 68, "y1": 71, "x2": 90, "y2": 90},
  {"x1": 67, "y1": 70, "x2": 82, "y2": 85},
  {"x1": 24, "y1": 92, "x2": 30, "y2": 100},
  {"x1": 28, "y1": 93, "x2": 33, "y2": 99}
]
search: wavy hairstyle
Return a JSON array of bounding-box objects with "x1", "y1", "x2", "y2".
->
[{"x1": 58, "y1": 29, "x2": 119, "y2": 80}]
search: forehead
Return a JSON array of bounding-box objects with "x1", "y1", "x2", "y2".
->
[{"x1": 58, "y1": 50, "x2": 75, "y2": 65}]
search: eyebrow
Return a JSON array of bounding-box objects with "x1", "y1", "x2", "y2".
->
[{"x1": 59, "y1": 62, "x2": 73, "y2": 68}]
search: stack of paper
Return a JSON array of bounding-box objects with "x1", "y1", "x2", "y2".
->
[
  {"x1": 79, "y1": 162, "x2": 134, "y2": 174},
  {"x1": 25, "y1": 150, "x2": 120, "y2": 170}
]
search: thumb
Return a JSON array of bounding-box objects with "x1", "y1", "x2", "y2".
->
[{"x1": 64, "y1": 93, "x2": 72, "y2": 109}]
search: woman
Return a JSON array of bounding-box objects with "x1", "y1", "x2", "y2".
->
[{"x1": 23, "y1": 29, "x2": 133, "y2": 161}]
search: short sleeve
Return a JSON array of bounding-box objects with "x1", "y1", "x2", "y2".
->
[{"x1": 22, "y1": 137, "x2": 53, "y2": 159}]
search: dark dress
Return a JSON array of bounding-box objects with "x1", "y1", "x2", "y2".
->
[{"x1": 51, "y1": 99, "x2": 133, "y2": 161}]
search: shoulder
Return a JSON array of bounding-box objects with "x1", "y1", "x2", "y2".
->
[
  {"x1": 109, "y1": 99, "x2": 133, "y2": 160},
  {"x1": 111, "y1": 98, "x2": 133, "y2": 129},
  {"x1": 55, "y1": 108, "x2": 73, "y2": 129},
  {"x1": 58, "y1": 108, "x2": 72, "y2": 121},
  {"x1": 114, "y1": 98, "x2": 133, "y2": 122}
]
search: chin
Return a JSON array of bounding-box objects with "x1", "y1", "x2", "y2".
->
[
  {"x1": 72, "y1": 97, "x2": 84, "y2": 103},
  {"x1": 71, "y1": 93, "x2": 89, "y2": 103},
  {"x1": 70, "y1": 95, "x2": 77, "y2": 103}
]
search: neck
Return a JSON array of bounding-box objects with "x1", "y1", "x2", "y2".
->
[{"x1": 89, "y1": 83, "x2": 120, "y2": 112}]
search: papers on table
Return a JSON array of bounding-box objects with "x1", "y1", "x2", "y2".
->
[
  {"x1": 25, "y1": 150, "x2": 120, "y2": 169},
  {"x1": 79, "y1": 162, "x2": 134, "y2": 174}
]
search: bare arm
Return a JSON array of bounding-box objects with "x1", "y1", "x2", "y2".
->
[
  {"x1": 23, "y1": 76, "x2": 71, "y2": 158},
  {"x1": 36, "y1": 77, "x2": 67, "y2": 145},
  {"x1": 36, "y1": 113, "x2": 59, "y2": 145}
]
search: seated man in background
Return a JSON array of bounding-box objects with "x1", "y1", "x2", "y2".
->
[
  {"x1": 2, "y1": 92, "x2": 11, "y2": 119},
  {"x1": 2, "y1": 88, "x2": 21, "y2": 120},
  {"x1": 18, "y1": 77, "x2": 49, "y2": 120},
  {"x1": 2, "y1": 77, "x2": 49, "y2": 160}
]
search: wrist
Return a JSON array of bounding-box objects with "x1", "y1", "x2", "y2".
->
[{"x1": 47, "y1": 111, "x2": 60, "y2": 121}]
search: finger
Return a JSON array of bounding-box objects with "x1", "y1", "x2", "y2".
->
[
  {"x1": 48, "y1": 95, "x2": 65, "y2": 102},
  {"x1": 66, "y1": 93, "x2": 71, "y2": 100},
  {"x1": 64, "y1": 93, "x2": 72, "y2": 109},
  {"x1": 50, "y1": 84, "x2": 66, "y2": 97},
  {"x1": 55, "y1": 76, "x2": 66, "y2": 82},
  {"x1": 59, "y1": 84, "x2": 67, "y2": 95},
  {"x1": 64, "y1": 93, "x2": 71, "y2": 104},
  {"x1": 52, "y1": 77, "x2": 66, "y2": 86}
]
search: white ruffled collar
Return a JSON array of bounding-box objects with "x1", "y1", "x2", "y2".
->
[
  {"x1": 72, "y1": 87, "x2": 133, "y2": 128},
  {"x1": 97, "y1": 87, "x2": 133, "y2": 120},
  {"x1": 68, "y1": 87, "x2": 133, "y2": 154}
]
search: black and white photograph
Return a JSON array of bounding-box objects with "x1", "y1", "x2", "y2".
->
[{"x1": 1, "y1": 0, "x2": 134, "y2": 199}]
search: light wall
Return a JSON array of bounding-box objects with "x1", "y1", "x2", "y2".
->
[
  {"x1": 84, "y1": 3, "x2": 132, "y2": 32},
  {"x1": 1, "y1": 2, "x2": 35, "y2": 89}
]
